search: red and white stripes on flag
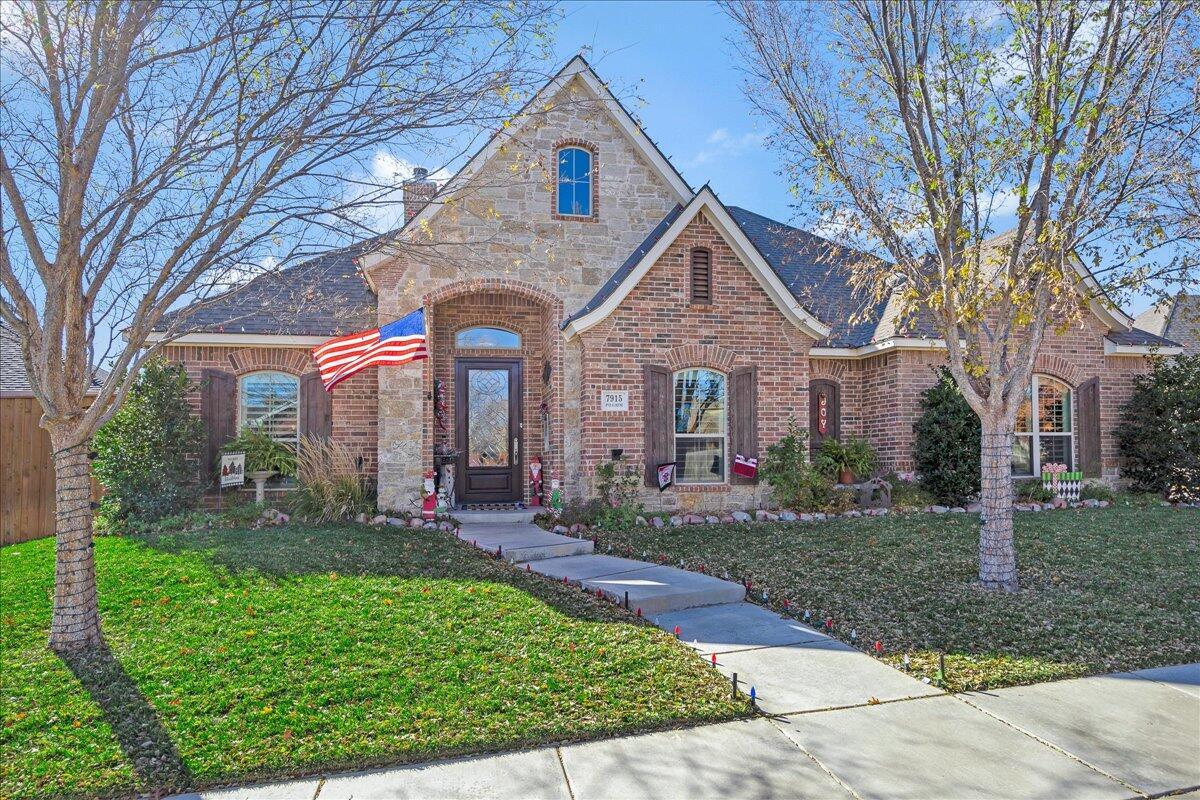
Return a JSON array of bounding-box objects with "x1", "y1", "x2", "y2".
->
[{"x1": 312, "y1": 308, "x2": 427, "y2": 391}]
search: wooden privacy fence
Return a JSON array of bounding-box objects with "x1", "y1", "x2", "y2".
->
[{"x1": 1, "y1": 395, "x2": 102, "y2": 546}]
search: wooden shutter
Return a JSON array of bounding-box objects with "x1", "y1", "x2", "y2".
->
[
  {"x1": 300, "y1": 370, "x2": 332, "y2": 440},
  {"x1": 809, "y1": 379, "x2": 841, "y2": 457},
  {"x1": 1077, "y1": 377, "x2": 1101, "y2": 478},
  {"x1": 643, "y1": 364, "x2": 672, "y2": 486},
  {"x1": 730, "y1": 366, "x2": 758, "y2": 484},
  {"x1": 200, "y1": 368, "x2": 236, "y2": 482},
  {"x1": 690, "y1": 248, "x2": 712, "y2": 304}
]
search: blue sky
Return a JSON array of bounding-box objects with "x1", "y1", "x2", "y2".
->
[{"x1": 553, "y1": 1, "x2": 792, "y2": 220}]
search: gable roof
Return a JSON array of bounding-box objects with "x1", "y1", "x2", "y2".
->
[
  {"x1": 1135, "y1": 293, "x2": 1198, "y2": 355},
  {"x1": 563, "y1": 186, "x2": 831, "y2": 341},
  {"x1": 360, "y1": 55, "x2": 692, "y2": 277},
  {"x1": 150, "y1": 239, "x2": 378, "y2": 340}
]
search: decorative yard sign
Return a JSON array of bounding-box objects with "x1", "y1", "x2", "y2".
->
[
  {"x1": 220, "y1": 452, "x2": 246, "y2": 488},
  {"x1": 600, "y1": 389, "x2": 629, "y2": 412}
]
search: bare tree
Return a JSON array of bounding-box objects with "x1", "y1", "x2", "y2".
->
[
  {"x1": 723, "y1": 0, "x2": 1198, "y2": 590},
  {"x1": 0, "y1": 0, "x2": 557, "y2": 649}
]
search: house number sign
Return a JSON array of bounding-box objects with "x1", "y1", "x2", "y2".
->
[{"x1": 600, "y1": 389, "x2": 629, "y2": 412}]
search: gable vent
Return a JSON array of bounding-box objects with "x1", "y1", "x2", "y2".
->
[{"x1": 690, "y1": 248, "x2": 712, "y2": 305}]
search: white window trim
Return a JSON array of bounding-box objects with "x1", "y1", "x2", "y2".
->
[
  {"x1": 556, "y1": 146, "x2": 592, "y2": 218},
  {"x1": 673, "y1": 368, "x2": 728, "y2": 485},
  {"x1": 1013, "y1": 374, "x2": 1074, "y2": 477},
  {"x1": 237, "y1": 370, "x2": 301, "y2": 448}
]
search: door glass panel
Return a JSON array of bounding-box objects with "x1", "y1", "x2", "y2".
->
[{"x1": 468, "y1": 369, "x2": 509, "y2": 467}]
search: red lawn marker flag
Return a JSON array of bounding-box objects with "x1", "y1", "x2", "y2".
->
[{"x1": 312, "y1": 308, "x2": 427, "y2": 391}]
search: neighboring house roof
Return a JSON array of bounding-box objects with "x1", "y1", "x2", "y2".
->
[
  {"x1": 151, "y1": 239, "x2": 379, "y2": 339},
  {"x1": 1134, "y1": 293, "x2": 1198, "y2": 355},
  {"x1": 360, "y1": 55, "x2": 693, "y2": 278},
  {"x1": 1, "y1": 322, "x2": 107, "y2": 393},
  {"x1": 562, "y1": 187, "x2": 831, "y2": 341}
]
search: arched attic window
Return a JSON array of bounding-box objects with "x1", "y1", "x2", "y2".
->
[{"x1": 556, "y1": 146, "x2": 594, "y2": 218}]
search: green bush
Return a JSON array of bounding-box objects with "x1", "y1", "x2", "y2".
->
[
  {"x1": 592, "y1": 454, "x2": 643, "y2": 530},
  {"x1": 760, "y1": 417, "x2": 837, "y2": 512},
  {"x1": 1015, "y1": 479, "x2": 1054, "y2": 504},
  {"x1": 1079, "y1": 484, "x2": 1115, "y2": 502},
  {"x1": 93, "y1": 358, "x2": 206, "y2": 526},
  {"x1": 885, "y1": 473, "x2": 937, "y2": 510},
  {"x1": 1114, "y1": 354, "x2": 1200, "y2": 499},
  {"x1": 223, "y1": 426, "x2": 296, "y2": 476},
  {"x1": 814, "y1": 436, "x2": 877, "y2": 481},
  {"x1": 913, "y1": 368, "x2": 981, "y2": 505},
  {"x1": 291, "y1": 435, "x2": 374, "y2": 522}
]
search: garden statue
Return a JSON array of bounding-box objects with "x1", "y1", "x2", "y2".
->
[
  {"x1": 529, "y1": 457, "x2": 543, "y2": 506},
  {"x1": 549, "y1": 478, "x2": 563, "y2": 511}
]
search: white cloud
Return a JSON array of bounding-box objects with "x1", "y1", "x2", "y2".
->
[
  {"x1": 685, "y1": 128, "x2": 765, "y2": 169},
  {"x1": 344, "y1": 150, "x2": 451, "y2": 234}
]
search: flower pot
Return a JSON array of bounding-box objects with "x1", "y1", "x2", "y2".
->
[{"x1": 839, "y1": 468, "x2": 855, "y2": 485}]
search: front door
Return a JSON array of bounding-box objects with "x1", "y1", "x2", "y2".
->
[
  {"x1": 809, "y1": 379, "x2": 841, "y2": 457},
  {"x1": 455, "y1": 359, "x2": 522, "y2": 504}
]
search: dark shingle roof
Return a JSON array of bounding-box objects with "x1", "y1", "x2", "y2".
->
[
  {"x1": 725, "y1": 206, "x2": 902, "y2": 347},
  {"x1": 1163, "y1": 294, "x2": 1199, "y2": 354},
  {"x1": 153, "y1": 240, "x2": 379, "y2": 337},
  {"x1": 1106, "y1": 327, "x2": 1182, "y2": 348},
  {"x1": 2, "y1": 322, "x2": 106, "y2": 393}
]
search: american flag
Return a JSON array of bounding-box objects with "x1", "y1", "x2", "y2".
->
[{"x1": 312, "y1": 308, "x2": 427, "y2": 391}]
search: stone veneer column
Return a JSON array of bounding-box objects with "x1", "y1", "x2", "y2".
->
[{"x1": 376, "y1": 364, "x2": 425, "y2": 512}]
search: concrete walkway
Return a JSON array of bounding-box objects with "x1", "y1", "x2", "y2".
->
[{"x1": 174, "y1": 518, "x2": 1200, "y2": 799}]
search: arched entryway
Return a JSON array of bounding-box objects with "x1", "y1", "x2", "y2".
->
[{"x1": 424, "y1": 280, "x2": 562, "y2": 507}]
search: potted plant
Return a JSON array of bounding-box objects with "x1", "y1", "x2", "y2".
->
[
  {"x1": 222, "y1": 426, "x2": 296, "y2": 502},
  {"x1": 815, "y1": 437, "x2": 878, "y2": 484}
]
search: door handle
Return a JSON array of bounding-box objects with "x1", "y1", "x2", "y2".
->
[{"x1": 513, "y1": 436, "x2": 519, "y2": 460}]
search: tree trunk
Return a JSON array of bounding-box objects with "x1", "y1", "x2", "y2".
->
[
  {"x1": 48, "y1": 427, "x2": 104, "y2": 650},
  {"x1": 978, "y1": 415, "x2": 1019, "y2": 591}
]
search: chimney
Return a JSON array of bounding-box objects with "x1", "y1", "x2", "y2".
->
[{"x1": 403, "y1": 166, "x2": 436, "y2": 225}]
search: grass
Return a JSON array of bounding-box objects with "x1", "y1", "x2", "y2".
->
[
  {"x1": 1, "y1": 524, "x2": 742, "y2": 799},
  {"x1": 597, "y1": 505, "x2": 1200, "y2": 693}
]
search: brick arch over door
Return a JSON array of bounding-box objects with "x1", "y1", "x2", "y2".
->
[{"x1": 423, "y1": 278, "x2": 564, "y2": 317}]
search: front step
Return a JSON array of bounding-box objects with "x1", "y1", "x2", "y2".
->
[
  {"x1": 456, "y1": 522, "x2": 593, "y2": 562},
  {"x1": 527, "y1": 554, "x2": 746, "y2": 615},
  {"x1": 455, "y1": 509, "x2": 537, "y2": 524}
]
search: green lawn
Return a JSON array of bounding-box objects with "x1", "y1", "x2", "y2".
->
[
  {"x1": 598, "y1": 505, "x2": 1200, "y2": 693},
  {"x1": 1, "y1": 525, "x2": 742, "y2": 799}
]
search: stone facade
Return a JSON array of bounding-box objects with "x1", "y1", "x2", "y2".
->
[{"x1": 369, "y1": 74, "x2": 682, "y2": 509}]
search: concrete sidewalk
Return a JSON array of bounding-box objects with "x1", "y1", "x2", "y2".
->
[{"x1": 178, "y1": 662, "x2": 1199, "y2": 800}]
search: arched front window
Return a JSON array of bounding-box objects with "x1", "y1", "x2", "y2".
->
[
  {"x1": 674, "y1": 368, "x2": 726, "y2": 484},
  {"x1": 239, "y1": 371, "x2": 299, "y2": 445},
  {"x1": 1013, "y1": 375, "x2": 1073, "y2": 476},
  {"x1": 556, "y1": 146, "x2": 593, "y2": 217},
  {"x1": 455, "y1": 326, "x2": 521, "y2": 349}
]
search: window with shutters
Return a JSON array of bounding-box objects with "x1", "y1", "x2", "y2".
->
[
  {"x1": 238, "y1": 371, "x2": 299, "y2": 446},
  {"x1": 1013, "y1": 375, "x2": 1074, "y2": 476},
  {"x1": 690, "y1": 248, "x2": 712, "y2": 304},
  {"x1": 673, "y1": 368, "x2": 726, "y2": 484}
]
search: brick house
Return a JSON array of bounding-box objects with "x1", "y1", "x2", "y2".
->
[{"x1": 151, "y1": 56, "x2": 1182, "y2": 513}]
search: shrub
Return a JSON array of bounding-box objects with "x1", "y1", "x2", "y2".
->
[
  {"x1": 1079, "y1": 484, "x2": 1115, "y2": 503},
  {"x1": 1015, "y1": 479, "x2": 1054, "y2": 504},
  {"x1": 223, "y1": 426, "x2": 296, "y2": 476},
  {"x1": 814, "y1": 436, "x2": 877, "y2": 481},
  {"x1": 592, "y1": 454, "x2": 643, "y2": 530},
  {"x1": 885, "y1": 473, "x2": 937, "y2": 510},
  {"x1": 291, "y1": 435, "x2": 374, "y2": 522},
  {"x1": 1115, "y1": 354, "x2": 1200, "y2": 498},
  {"x1": 760, "y1": 417, "x2": 837, "y2": 512},
  {"x1": 913, "y1": 368, "x2": 981, "y2": 505},
  {"x1": 93, "y1": 358, "x2": 206, "y2": 526}
]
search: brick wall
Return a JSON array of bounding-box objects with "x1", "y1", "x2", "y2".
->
[
  {"x1": 812, "y1": 313, "x2": 1153, "y2": 478},
  {"x1": 162, "y1": 344, "x2": 378, "y2": 476},
  {"x1": 577, "y1": 211, "x2": 815, "y2": 512}
]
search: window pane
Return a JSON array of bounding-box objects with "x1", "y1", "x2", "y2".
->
[
  {"x1": 573, "y1": 181, "x2": 590, "y2": 216},
  {"x1": 572, "y1": 148, "x2": 591, "y2": 181},
  {"x1": 674, "y1": 369, "x2": 726, "y2": 434},
  {"x1": 1039, "y1": 435, "x2": 1072, "y2": 471},
  {"x1": 1038, "y1": 378, "x2": 1071, "y2": 433},
  {"x1": 456, "y1": 327, "x2": 520, "y2": 349},
  {"x1": 1012, "y1": 434, "x2": 1033, "y2": 475},
  {"x1": 556, "y1": 147, "x2": 591, "y2": 216},
  {"x1": 1015, "y1": 384, "x2": 1032, "y2": 433},
  {"x1": 241, "y1": 372, "x2": 298, "y2": 444},
  {"x1": 676, "y1": 437, "x2": 725, "y2": 483},
  {"x1": 468, "y1": 369, "x2": 509, "y2": 467},
  {"x1": 558, "y1": 148, "x2": 574, "y2": 182}
]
